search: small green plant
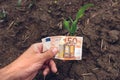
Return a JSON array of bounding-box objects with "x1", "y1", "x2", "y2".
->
[
  {"x1": 17, "y1": 0, "x2": 36, "y2": 9},
  {"x1": 63, "y1": 3, "x2": 94, "y2": 36},
  {"x1": 17, "y1": 0, "x2": 22, "y2": 7},
  {"x1": 0, "y1": 9, "x2": 7, "y2": 20},
  {"x1": 28, "y1": 0, "x2": 36, "y2": 9}
]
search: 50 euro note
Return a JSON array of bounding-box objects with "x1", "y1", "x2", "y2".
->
[{"x1": 42, "y1": 36, "x2": 83, "y2": 60}]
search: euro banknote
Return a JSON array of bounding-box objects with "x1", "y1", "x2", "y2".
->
[{"x1": 42, "y1": 36, "x2": 83, "y2": 60}]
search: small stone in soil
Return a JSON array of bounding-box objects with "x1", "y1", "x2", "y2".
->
[{"x1": 107, "y1": 30, "x2": 119, "y2": 43}]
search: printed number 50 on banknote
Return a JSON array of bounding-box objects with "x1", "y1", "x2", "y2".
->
[{"x1": 42, "y1": 36, "x2": 83, "y2": 60}]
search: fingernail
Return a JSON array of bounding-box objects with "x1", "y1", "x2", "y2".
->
[{"x1": 52, "y1": 48, "x2": 58, "y2": 55}]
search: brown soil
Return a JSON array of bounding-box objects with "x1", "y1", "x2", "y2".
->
[{"x1": 0, "y1": 0, "x2": 120, "y2": 80}]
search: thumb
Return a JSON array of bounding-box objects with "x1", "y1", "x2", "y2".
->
[{"x1": 41, "y1": 48, "x2": 58, "y2": 61}]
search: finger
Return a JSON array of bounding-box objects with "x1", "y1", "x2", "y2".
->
[
  {"x1": 43, "y1": 66, "x2": 50, "y2": 76},
  {"x1": 49, "y1": 60, "x2": 57, "y2": 73},
  {"x1": 32, "y1": 43, "x2": 43, "y2": 53},
  {"x1": 41, "y1": 48, "x2": 58, "y2": 62}
]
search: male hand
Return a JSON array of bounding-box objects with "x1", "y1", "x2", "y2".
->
[{"x1": 0, "y1": 43, "x2": 58, "y2": 80}]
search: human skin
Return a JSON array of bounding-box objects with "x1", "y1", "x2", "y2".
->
[{"x1": 0, "y1": 43, "x2": 58, "y2": 80}]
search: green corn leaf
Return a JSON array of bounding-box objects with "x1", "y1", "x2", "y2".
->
[
  {"x1": 18, "y1": 0, "x2": 22, "y2": 7},
  {"x1": 70, "y1": 20, "x2": 77, "y2": 36},
  {"x1": 69, "y1": 17, "x2": 73, "y2": 23},
  {"x1": 28, "y1": 0, "x2": 36, "y2": 9},
  {"x1": 2, "y1": 10, "x2": 7, "y2": 17},
  {"x1": 0, "y1": 10, "x2": 7, "y2": 19},
  {"x1": 63, "y1": 19, "x2": 70, "y2": 32},
  {"x1": 0, "y1": 13, "x2": 4, "y2": 19},
  {"x1": 76, "y1": 3, "x2": 94, "y2": 21}
]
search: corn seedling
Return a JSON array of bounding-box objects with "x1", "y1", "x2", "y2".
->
[
  {"x1": 17, "y1": 0, "x2": 22, "y2": 7},
  {"x1": 28, "y1": 2, "x2": 34, "y2": 9},
  {"x1": 63, "y1": 3, "x2": 94, "y2": 36},
  {"x1": 0, "y1": 9, "x2": 7, "y2": 20},
  {"x1": 28, "y1": 0, "x2": 36, "y2": 9}
]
